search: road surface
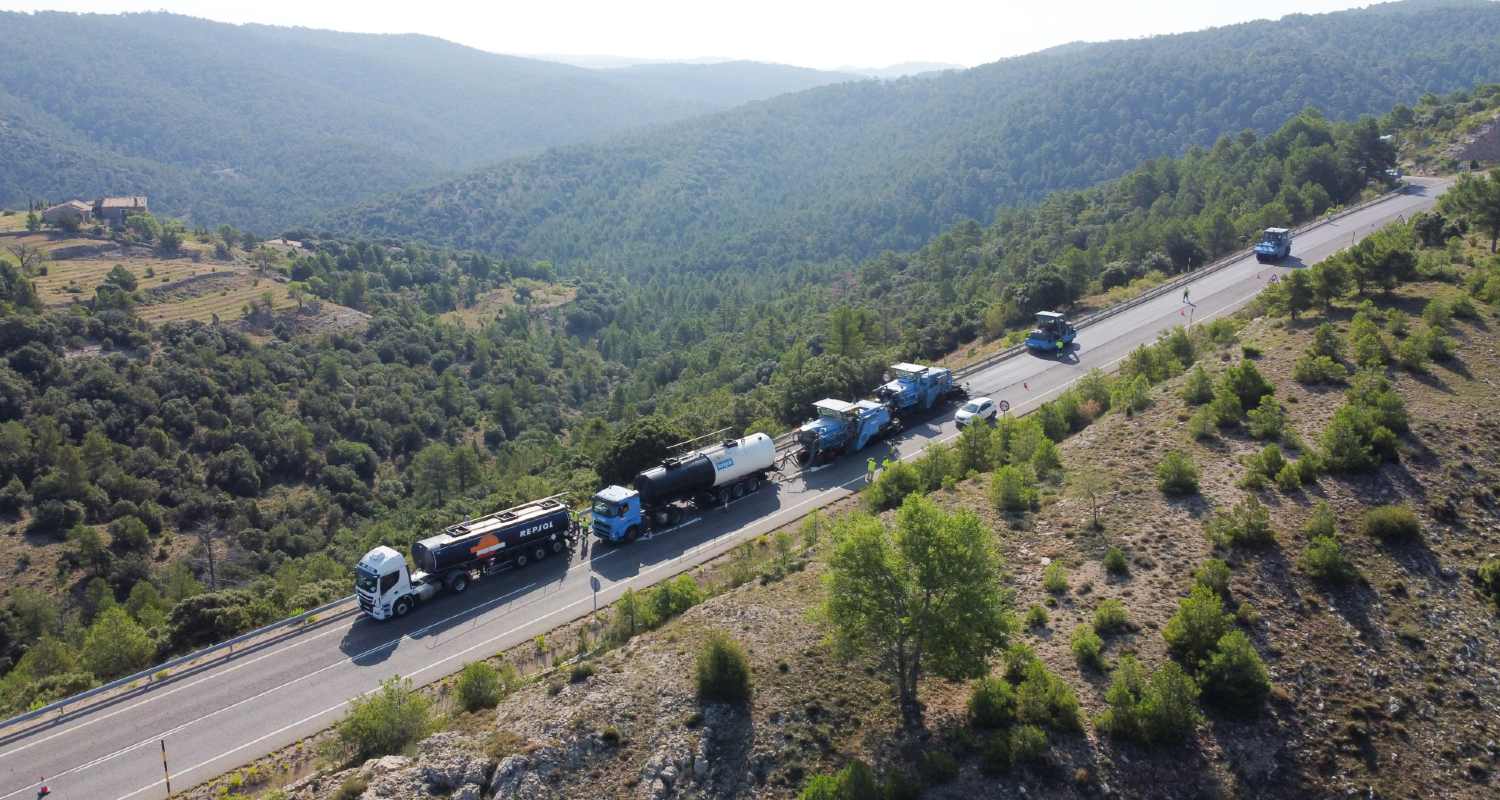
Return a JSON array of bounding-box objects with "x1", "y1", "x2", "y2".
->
[{"x1": 0, "y1": 178, "x2": 1447, "y2": 799}]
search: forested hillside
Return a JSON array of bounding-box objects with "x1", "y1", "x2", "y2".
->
[
  {"x1": 339, "y1": 0, "x2": 1500, "y2": 275},
  {"x1": 0, "y1": 12, "x2": 854, "y2": 231},
  {"x1": 0, "y1": 85, "x2": 1490, "y2": 718}
]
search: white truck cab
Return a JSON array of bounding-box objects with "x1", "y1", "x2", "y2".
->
[{"x1": 354, "y1": 545, "x2": 439, "y2": 620}]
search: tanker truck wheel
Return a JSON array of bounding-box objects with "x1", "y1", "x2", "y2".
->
[
  {"x1": 551, "y1": 539, "x2": 567, "y2": 554},
  {"x1": 533, "y1": 544, "x2": 548, "y2": 562},
  {"x1": 394, "y1": 597, "x2": 414, "y2": 618},
  {"x1": 731, "y1": 482, "x2": 745, "y2": 500},
  {"x1": 515, "y1": 552, "x2": 529, "y2": 569},
  {"x1": 447, "y1": 572, "x2": 469, "y2": 594},
  {"x1": 625, "y1": 525, "x2": 641, "y2": 543}
]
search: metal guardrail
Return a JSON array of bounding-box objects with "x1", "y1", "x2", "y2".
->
[
  {"x1": 0, "y1": 593, "x2": 357, "y2": 733},
  {"x1": 1, "y1": 184, "x2": 1413, "y2": 737}
]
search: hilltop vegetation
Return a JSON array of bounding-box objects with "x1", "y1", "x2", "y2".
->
[
  {"x1": 340, "y1": 1, "x2": 1500, "y2": 275},
  {"x1": 0, "y1": 12, "x2": 854, "y2": 230}
]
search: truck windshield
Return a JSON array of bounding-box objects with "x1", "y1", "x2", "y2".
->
[
  {"x1": 355, "y1": 567, "x2": 379, "y2": 593},
  {"x1": 592, "y1": 500, "x2": 617, "y2": 517}
]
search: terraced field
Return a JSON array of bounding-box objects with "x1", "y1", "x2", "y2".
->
[
  {"x1": 31, "y1": 258, "x2": 213, "y2": 304},
  {"x1": 135, "y1": 273, "x2": 296, "y2": 325}
]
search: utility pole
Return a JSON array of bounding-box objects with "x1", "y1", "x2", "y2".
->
[{"x1": 160, "y1": 740, "x2": 171, "y2": 796}]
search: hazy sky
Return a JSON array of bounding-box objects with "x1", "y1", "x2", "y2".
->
[{"x1": 4, "y1": 0, "x2": 1378, "y2": 70}]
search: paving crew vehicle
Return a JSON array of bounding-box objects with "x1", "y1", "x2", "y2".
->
[
  {"x1": 355, "y1": 495, "x2": 578, "y2": 620},
  {"x1": 1025, "y1": 311, "x2": 1077, "y2": 355},
  {"x1": 592, "y1": 431, "x2": 777, "y2": 544},
  {"x1": 792, "y1": 398, "x2": 900, "y2": 467},
  {"x1": 1254, "y1": 227, "x2": 1292, "y2": 263},
  {"x1": 874, "y1": 362, "x2": 966, "y2": 417}
]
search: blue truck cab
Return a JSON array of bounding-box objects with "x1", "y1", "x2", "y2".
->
[
  {"x1": 875, "y1": 362, "x2": 959, "y2": 415},
  {"x1": 1025, "y1": 311, "x2": 1076, "y2": 355},
  {"x1": 591, "y1": 484, "x2": 642, "y2": 544},
  {"x1": 793, "y1": 398, "x2": 898, "y2": 467},
  {"x1": 1254, "y1": 227, "x2": 1292, "y2": 263}
]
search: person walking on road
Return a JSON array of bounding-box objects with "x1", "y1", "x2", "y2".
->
[{"x1": 1183, "y1": 286, "x2": 1191, "y2": 304}]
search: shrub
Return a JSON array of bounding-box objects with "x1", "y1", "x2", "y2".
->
[
  {"x1": 1002, "y1": 642, "x2": 1040, "y2": 684},
  {"x1": 1024, "y1": 603, "x2": 1049, "y2": 628},
  {"x1": 1199, "y1": 630, "x2": 1271, "y2": 716},
  {"x1": 1163, "y1": 585, "x2": 1231, "y2": 668},
  {"x1": 1293, "y1": 354, "x2": 1347, "y2": 385},
  {"x1": 1156, "y1": 451, "x2": 1199, "y2": 495},
  {"x1": 1111, "y1": 374, "x2": 1151, "y2": 415},
  {"x1": 570, "y1": 662, "x2": 596, "y2": 683},
  {"x1": 1320, "y1": 405, "x2": 1388, "y2": 473},
  {"x1": 337, "y1": 677, "x2": 433, "y2": 762},
  {"x1": 1361, "y1": 505, "x2": 1421, "y2": 543},
  {"x1": 1299, "y1": 536, "x2": 1356, "y2": 584},
  {"x1": 1008, "y1": 724, "x2": 1049, "y2": 765},
  {"x1": 1395, "y1": 333, "x2": 1430, "y2": 373},
  {"x1": 1097, "y1": 655, "x2": 1202, "y2": 745},
  {"x1": 1194, "y1": 558, "x2": 1231, "y2": 598},
  {"x1": 916, "y1": 750, "x2": 959, "y2": 785},
  {"x1": 333, "y1": 777, "x2": 369, "y2": 800},
  {"x1": 1246, "y1": 396, "x2": 1286, "y2": 441},
  {"x1": 1015, "y1": 660, "x2": 1081, "y2": 731},
  {"x1": 1204, "y1": 496, "x2": 1275, "y2": 549},
  {"x1": 696, "y1": 631, "x2": 752, "y2": 706},
  {"x1": 1093, "y1": 599, "x2": 1129, "y2": 634},
  {"x1": 798, "y1": 760, "x2": 880, "y2": 800},
  {"x1": 979, "y1": 732, "x2": 1015, "y2": 775},
  {"x1": 1102, "y1": 546, "x2": 1129, "y2": 575},
  {"x1": 1181, "y1": 364, "x2": 1214, "y2": 404},
  {"x1": 1274, "y1": 462, "x2": 1303, "y2": 492},
  {"x1": 1219, "y1": 359, "x2": 1274, "y2": 409},
  {"x1": 1208, "y1": 385, "x2": 1244, "y2": 426},
  {"x1": 456, "y1": 661, "x2": 502, "y2": 712},
  {"x1": 1071, "y1": 624, "x2": 1105, "y2": 670},
  {"x1": 1310, "y1": 322, "x2": 1342, "y2": 359},
  {"x1": 648, "y1": 574, "x2": 703, "y2": 622},
  {"x1": 1303, "y1": 500, "x2": 1337, "y2": 538},
  {"x1": 1478, "y1": 557, "x2": 1500, "y2": 605},
  {"x1": 1187, "y1": 405, "x2": 1217, "y2": 440},
  {"x1": 968, "y1": 676, "x2": 1017, "y2": 729},
  {"x1": 864, "y1": 458, "x2": 923, "y2": 511},
  {"x1": 991, "y1": 464, "x2": 1039, "y2": 513},
  {"x1": 1043, "y1": 560, "x2": 1068, "y2": 594}
]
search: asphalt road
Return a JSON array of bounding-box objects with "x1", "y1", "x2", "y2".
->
[{"x1": 0, "y1": 178, "x2": 1447, "y2": 800}]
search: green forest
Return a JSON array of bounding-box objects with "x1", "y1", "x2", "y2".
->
[
  {"x1": 3, "y1": 81, "x2": 1494, "y2": 714},
  {"x1": 0, "y1": 12, "x2": 852, "y2": 231},
  {"x1": 338, "y1": 0, "x2": 1500, "y2": 278}
]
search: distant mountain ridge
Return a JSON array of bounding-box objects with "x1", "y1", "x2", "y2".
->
[
  {"x1": 334, "y1": 0, "x2": 1500, "y2": 278},
  {"x1": 0, "y1": 12, "x2": 854, "y2": 229}
]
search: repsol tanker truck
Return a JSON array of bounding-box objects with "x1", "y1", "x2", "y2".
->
[
  {"x1": 792, "y1": 398, "x2": 900, "y2": 467},
  {"x1": 592, "y1": 432, "x2": 777, "y2": 544},
  {"x1": 355, "y1": 494, "x2": 579, "y2": 620}
]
